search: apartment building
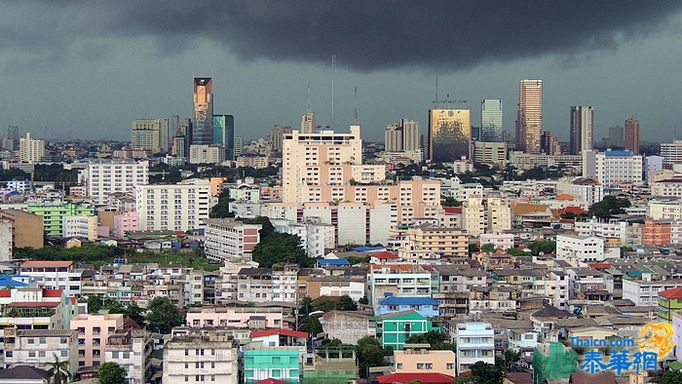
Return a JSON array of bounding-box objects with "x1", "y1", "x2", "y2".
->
[
  {"x1": 395, "y1": 225, "x2": 468, "y2": 259},
  {"x1": 203, "y1": 218, "x2": 261, "y2": 263},
  {"x1": 105, "y1": 330, "x2": 153, "y2": 384},
  {"x1": 244, "y1": 330, "x2": 307, "y2": 384},
  {"x1": 556, "y1": 234, "x2": 605, "y2": 264},
  {"x1": 186, "y1": 306, "x2": 289, "y2": 330},
  {"x1": 455, "y1": 322, "x2": 495, "y2": 375},
  {"x1": 0, "y1": 210, "x2": 43, "y2": 249},
  {"x1": 19, "y1": 261, "x2": 83, "y2": 297},
  {"x1": 583, "y1": 149, "x2": 644, "y2": 187},
  {"x1": 27, "y1": 203, "x2": 95, "y2": 237},
  {"x1": 62, "y1": 216, "x2": 98, "y2": 241},
  {"x1": 84, "y1": 159, "x2": 149, "y2": 205},
  {"x1": 189, "y1": 144, "x2": 225, "y2": 165},
  {"x1": 163, "y1": 328, "x2": 239, "y2": 384},
  {"x1": 394, "y1": 346, "x2": 456, "y2": 377},
  {"x1": 643, "y1": 219, "x2": 672, "y2": 246},
  {"x1": 574, "y1": 218, "x2": 643, "y2": 247},
  {"x1": 461, "y1": 196, "x2": 512, "y2": 236},
  {"x1": 570, "y1": 177, "x2": 604, "y2": 205},
  {"x1": 271, "y1": 218, "x2": 335, "y2": 258},
  {"x1": 622, "y1": 278, "x2": 682, "y2": 306},
  {"x1": 648, "y1": 199, "x2": 682, "y2": 221},
  {"x1": 2, "y1": 329, "x2": 77, "y2": 373},
  {"x1": 237, "y1": 266, "x2": 298, "y2": 303},
  {"x1": 368, "y1": 264, "x2": 432, "y2": 308},
  {"x1": 70, "y1": 313, "x2": 125, "y2": 368},
  {"x1": 112, "y1": 212, "x2": 139, "y2": 238},
  {"x1": 135, "y1": 179, "x2": 211, "y2": 231}
]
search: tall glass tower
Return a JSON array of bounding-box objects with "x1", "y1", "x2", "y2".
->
[
  {"x1": 213, "y1": 115, "x2": 235, "y2": 160},
  {"x1": 481, "y1": 99, "x2": 503, "y2": 142},
  {"x1": 192, "y1": 77, "x2": 214, "y2": 145}
]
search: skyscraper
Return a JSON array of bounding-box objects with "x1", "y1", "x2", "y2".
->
[
  {"x1": 624, "y1": 117, "x2": 640, "y2": 154},
  {"x1": 192, "y1": 77, "x2": 214, "y2": 145},
  {"x1": 213, "y1": 115, "x2": 235, "y2": 160},
  {"x1": 384, "y1": 123, "x2": 402, "y2": 152},
  {"x1": 428, "y1": 109, "x2": 471, "y2": 162},
  {"x1": 19, "y1": 132, "x2": 44, "y2": 164},
  {"x1": 481, "y1": 99, "x2": 503, "y2": 142},
  {"x1": 608, "y1": 126, "x2": 624, "y2": 148},
  {"x1": 516, "y1": 80, "x2": 543, "y2": 154},
  {"x1": 569, "y1": 106, "x2": 594, "y2": 155},
  {"x1": 541, "y1": 131, "x2": 561, "y2": 155},
  {"x1": 131, "y1": 119, "x2": 163, "y2": 153},
  {"x1": 384, "y1": 119, "x2": 420, "y2": 153},
  {"x1": 7, "y1": 126, "x2": 19, "y2": 147},
  {"x1": 233, "y1": 136, "x2": 244, "y2": 158},
  {"x1": 301, "y1": 112, "x2": 315, "y2": 134}
]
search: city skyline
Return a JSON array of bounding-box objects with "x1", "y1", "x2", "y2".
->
[{"x1": 1, "y1": 2, "x2": 682, "y2": 143}]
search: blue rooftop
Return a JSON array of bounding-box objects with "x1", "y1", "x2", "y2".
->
[
  {"x1": 379, "y1": 296, "x2": 439, "y2": 306},
  {"x1": 351, "y1": 246, "x2": 385, "y2": 252},
  {"x1": 0, "y1": 275, "x2": 28, "y2": 287},
  {"x1": 605, "y1": 150, "x2": 633, "y2": 156},
  {"x1": 317, "y1": 259, "x2": 351, "y2": 266}
]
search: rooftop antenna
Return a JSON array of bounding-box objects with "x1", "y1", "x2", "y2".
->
[
  {"x1": 306, "y1": 82, "x2": 312, "y2": 112},
  {"x1": 435, "y1": 76, "x2": 439, "y2": 108},
  {"x1": 331, "y1": 55, "x2": 336, "y2": 129},
  {"x1": 353, "y1": 85, "x2": 359, "y2": 123}
]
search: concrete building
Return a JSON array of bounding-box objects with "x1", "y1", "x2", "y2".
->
[
  {"x1": 455, "y1": 322, "x2": 494, "y2": 375},
  {"x1": 321, "y1": 311, "x2": 376, "y2": 345},
  {"x1": 300, "y1": 112, "x2": 315, "y2": 134},
  {"x1": 27, "y1": 203, "x2": 95, "y2": 238},
  {"x1": 203, "y1": 218, "x2": 261, "y2": 263},
  {"x1": 84, "y1": 159, "x2": 149, "y2": 205},
  {"x1": 2, "y1": 329, "x2": 78, "y2": 374},
  {"x1": 271, "y1": 218, "x2": 335, "y2": 258},
  {"x1": 569, "y1": 177, "x2": 603, "y2": 206},
  {"x1": 648, "y1": 199, "x2": 682, "y2": 221},
  {"x1": 112, "y1": 212, "x2": 139, "y2": 238},
  {"x1": 186, "y1": 307, "x2": 289, "y2": 330},
  {"x1": 70, "y1": 313, "x2": 125, "y2": 368},
  {"x1": 515, "y1": 80, "x2": 542, "y2": 154},
  {"x1": 131, "y1": 118, "x2": 169, "y2": 153},
  {"x1": 582, "y1": 149, "x2": 643, "y2": 187},
  {"x1": 305, "y1": 276, "x2": 365, "y2": 301},
  {"x1": 375, "y1": 310, "x2": 437, "y2": 350},
  {"x1": 569, "y1": 106, "x2": 594, "y2": 155},
  {"x1": 237, "y1": 266, "x2": 298, "y2": 303},
  {"x1": 135, "y1": 179, "x2": 211, "y2": 231},
  {"x1": 163, "y1": 328, "x2": 239, "y2": 384},
  {"x1": 368, "y1": 264, "x2": 432, "y2": 308},
  {"x1": 556, "y1": 234, "x2": 605, "y2": 263},
  {"x1": 376, "y1": 296, "x2": 439, "y2": 317},
  {"x1": 385, "y1": 119, "x2": 421, "y2": 152},
  {"x1": 509, "y1": 151, "x2": 582, "y2": 170},
  {"x1": 660, "y1": 140, "x2": 682, "y2": 165},
  {"x1": 0, "y1": 222, "x2": 11, "y2": 261},
  {"x1": 473, "y1": 141, "x2": 507, "y2": 166},
  {"x1": 19, "y1": 133, "x2": 44, "y2": 164},
  {"x1": 189, "y1": 144, "x2": 225, "y2": 164},
  {"x1": 573, "y1": 218, "x2": 642, "y2": 246},
  {"x1": 642, "y1": 219, "x2": 671, "y2": 246},
  {"x1": 622, "y1": 278, "x2": 682, "y2": 307},
  {"x1": 236, "y1": 154, "x2": 269, "y2": 169},
  {"x1": 624, "y1": 117, "x2": 640, "y2": 154},
  {"x1": 269, "y1": 125, "x2": 293, "y2": 154},
  {"x1": 105, "y1": 330, "x2": 153, "y2": 384},
  {"x1": 394, "y1": 346, "x2": 456, "y2": 377},
  {"x1": 428, "y1": 109, "x2": 471, "y2": 162},
  {"x1": 62, "y1": 216, "x2": 98, "y2": 241},
  {"x1": 397, "y1": 225, "x2": 469, "y2": 259}
]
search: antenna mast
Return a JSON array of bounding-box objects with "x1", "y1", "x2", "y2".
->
[
  {"x1": 306, "y1": 82, "x2": 312, "y2": 112},
  {"x1": 353, "y1": 85, "x2": 359, "y2": 123},
  {"x1": 331, "y1": 55, "x2": 336, "y2": 129}
]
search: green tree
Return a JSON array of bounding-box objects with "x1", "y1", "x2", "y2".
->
[
  {"x1": 441, "y1": 196, "x2": 462, "y2": 207},
  {"x1": 145, "y1": 297, "x2": 184, "y2": 334},
  {"x1": 528, "y1": 240, "x2": 556, "y2": 255},
  {"x1": 356, "y1": 336, "x2": 390, "y2": 378},
  {"x1": 47, "y1": 356, "x2": 70, "y2": 384},
  {"x1": 588, "y1": 195, "x2": 631, "y2": 218},
  {"x1": 660, "y1": 370, "x2": 682, "y2": 384},
  {"x1": 251, "y1": 233, "x2": 313, "y2": 268},
  {"x1": 469, "y1": 361, "x2": 505, "y2": 384},
  {"x1": 298, "y1": 315, "x2": 322, "y2": 335},
  {"x1": 405, "y1": 331, "x2": 455, "y2": 350},
  {"x1": 358, "y1": 296, "x2": 369, "y2": 305},
  {"x1": 311, "y1": 296, "x2": 338, "y2": 312},
  {"x1": 480, "y1": 243, "x2": 496, "y2": 253},
  {"x1": 209, "y1": 189, "x2": 234, "y2": 218},
  {"x1": 507, "y1": 248, "x2": 527, "y2": 256},
  {"x1": 97, "y1": 362, "x2": 127, "y2": 384},
  {"x1": 299, "y1": 296, "x2": 313, "y2": 316},
  {"x1": 336, "y1": 295, "x2": 358, "y2": 311}
]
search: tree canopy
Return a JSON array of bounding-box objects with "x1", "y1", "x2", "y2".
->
[
  {"x1": 588, "y1": 195, "x2": 631, "y2": 218},
  {"x1": 98, "y1": 362, "x2": 127, "y2": 384},
  {"x1": 405, "y1": 331, "x2": 455, "y2": 350},
  {"x1": 145, "y1": 297, "x2": 184, "y2": 334},
  {"x1": 298, "y1": 315, "x2": 322, "y2": 335},
  {"x1": 356, "y1": 336, "x2": 393, "y2": 378},
  {"x1": 659, "y1": 369, "x2": 682, "y2": 384},
  {"x1": 209, "y1": 189, "x2": 234, "y2": 218},
  {"x1": 251, "y1": 233, "x2": 313, "y2": 268}
]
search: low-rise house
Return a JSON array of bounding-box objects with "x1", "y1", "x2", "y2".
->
[
  {"x1": 321, "y1": 311, "x2": 376, "y2": 345},
  {"x1": 2, "y1": 329, "x2": 77, "y2": 374},
  {"x1": 455, "y1": 322, "x2": 495, "y2": 376},
  {"x1": 375, "y1": 295, "x2": 439, "y2": 317},
  {"x1": 393, "y1": 345, "x2": 456, "y2": 377},
  {"x1": 375, "y1": 310, "x2": 438, "y2": 350}
]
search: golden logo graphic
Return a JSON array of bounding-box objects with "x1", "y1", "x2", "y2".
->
[{"x1": 639, "y1": 322, "x2": 675, "y2": 357}]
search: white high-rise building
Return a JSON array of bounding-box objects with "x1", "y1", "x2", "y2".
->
[
  {"x1": 19, "y1": 132, "x2": 45, "y2": 164},
  {"x1": 570, "y1": 106, "x2": 594, "y2": 155},
  {"x1": 582, "y1": 149, "x2": 643, "y2": 187},
  {"x1": 132, "y1": 118, "x2": 169, "y2": 153},
  {"x1": 204, "y1": 218, "x2": 262, "y2": 263},
  {"x1": 455, "y1": 323, "x2": 495, "y2": 375},
  {"x1": 301, "y1": 111, "x2": 315, "y2": 134},
  {"x1": 189, "y1": 144, "x2": 225, "y2": 164},
  {"x1": 135, "y1": 179, "x2": 211, "y2": 231},
  {"x1": 84, "y1": 159, "x2": 149, "y2": 205},
  {"x1": 163, "y1": 328, "x2": 239, "y2": 384},
  {"x1": 384, "y1": 123, "x2": 402, "y2": 152},
  {"x1": 63, "y1": 215, "x2": 98, "y2": 241}
]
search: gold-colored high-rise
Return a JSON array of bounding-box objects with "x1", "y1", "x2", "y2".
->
[
  {"x1": 427, "y1": 109, "x2": 471, "y2": 162},
  {"x1": 516, "y1": 80, "x2": 543, "y2": 154}
]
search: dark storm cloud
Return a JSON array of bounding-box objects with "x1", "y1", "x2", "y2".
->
[{"x1": 1, "y1": 0, "x2": 682, "y2": 71}]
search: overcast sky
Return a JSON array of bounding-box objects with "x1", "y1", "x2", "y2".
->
[{"x1": 1, "y1": 1, "x2": 682, "y2": 143}]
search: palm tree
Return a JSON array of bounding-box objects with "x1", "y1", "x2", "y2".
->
[{"x1": 47, "y1": 355, "x2": 70, "y2": 384}]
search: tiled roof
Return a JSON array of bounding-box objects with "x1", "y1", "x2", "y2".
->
[
  {"x1": 660, "y1": 287, "x2": 682, "y2": 299},
  {"x1": 250, "y1": 329, "x2": 308, "y2": 339},
  {"x1": 21, "y1": 261, "x2": 73, "y2": 267},
  {"x1": 377, "y1": 373, "x2": 454, "y2": 384}
]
